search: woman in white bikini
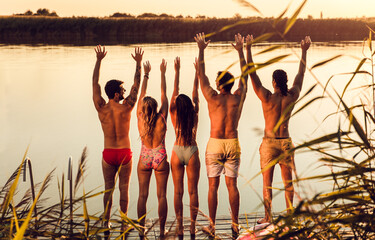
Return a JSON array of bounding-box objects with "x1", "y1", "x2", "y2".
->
[{"x1": 169, "y1": 57, "x2": 200, "y2": 238}]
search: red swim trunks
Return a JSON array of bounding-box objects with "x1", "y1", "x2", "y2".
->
[{"x1": 102, "y1": 148, "x2": 133, "y2": 166}]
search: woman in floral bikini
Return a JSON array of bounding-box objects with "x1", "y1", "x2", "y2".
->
[{"x1": 136, "y1": 59, "x2": 169, "y2": 239}]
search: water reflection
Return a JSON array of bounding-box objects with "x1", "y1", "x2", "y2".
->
[{"x1": 0, "y1": 42, "x2": 371, "y2": 218}]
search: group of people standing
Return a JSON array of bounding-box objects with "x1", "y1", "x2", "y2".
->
[{"x1": 92, "y1": 32, "x2": 311, "y2": 239}]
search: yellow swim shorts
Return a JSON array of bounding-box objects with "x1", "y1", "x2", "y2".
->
[{"x1": 205, "y1": 138, "x2": 241, "y2": 178}]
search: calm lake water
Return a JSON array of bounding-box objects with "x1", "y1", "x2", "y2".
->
[{"x1": 0, "y1": 41, "x2": 372, "y2": 219}]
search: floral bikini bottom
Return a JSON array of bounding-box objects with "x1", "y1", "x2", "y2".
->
[{"x1": 140, "y1": 140, "x2": 167, "y2": 170}]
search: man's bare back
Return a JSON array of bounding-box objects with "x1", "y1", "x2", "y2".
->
[
  {"x1": 195, "y1": 32, "x2": 248, "y2": 140},
  {"x1": 97, "y1": 100, "x2": 133, "y2": 148},
  {"x1": 207, "y1": 93, "x2": 243, "y2": 139},
  {"x1": 261, "y1": 91, "x2": 297, "y2": 138},
  {"x1": 93, "y1": 46, "x2": 143, "y2": 149}
]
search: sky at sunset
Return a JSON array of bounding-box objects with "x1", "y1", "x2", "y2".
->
[{"x1": 2, "y1": 0, "x2": 375, "y2": 19}]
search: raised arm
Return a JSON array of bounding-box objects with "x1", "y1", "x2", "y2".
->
[
  {"x1": 159, "y1": 59, "x2": 169, "y2": 118},
  {"x1": 246, "y1": 35, "x2": 272, "y2": 102},
  {"x1": 92, "y1": 45, "x2": 107, "y2": 110},
  {"x1": 192, "y1": 58, "x2": 200, "y2": 113},
  {"x1": 124, "y1": 47, "x2": 143, "y2": 108},
  {"x1": 289, "y1": 36, "x2": 311, "y2": 99},
  {"x1": 194, "y1": 32, "x2": 216, "y2": 99},
  {"x1": 137, "y1": 60, "x2": 151, "y2": 116},
  {"x1": 232, "y1": 33, "x2": 248, "y2": 96},
  {"x1": 170, "y1": 57, "x2": 180, "y2": 114}
]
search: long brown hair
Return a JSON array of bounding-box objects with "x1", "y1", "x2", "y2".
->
[
  {"x1": 273, "y1": 69, "x2": 288, "y2": 96},
  {"x1": 176, "y1": 94, "x2": 197, "y2": 145},
  {"x1": 140, "y1": 96, "x2": 158, "y2": 137}
]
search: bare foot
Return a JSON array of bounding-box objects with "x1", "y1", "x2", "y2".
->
[
  {"x1": 121, "y1": 222, "x2": 134, "y2": 231},
  {"x1": 159, "y1": 230, "x2": 169, "y2": 239},
  {"x1": 190, "y1": 224, "x2": 197, "y2": 236},
  {"x1": 231, "y1": 224, "x2": 240, "y2": 239},
  {"x1": 139, "y1": 226, "x2": 148, "y2": 240},
  {"x1": 202, "y1": 225, "x2": 215, "y2": 237},
  {"x1": 102, "y1": 221, "x2": 111, "y2": 240}
]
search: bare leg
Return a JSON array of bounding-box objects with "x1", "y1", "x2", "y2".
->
[
  {"x1": 204, "y1": 176, "x2": 220, "y2": 235},
  {"x1": 118, "y1": 160, "x2": 132, "y2": 231},
  {"x1": 260, "y1": 165, "x2": 275, "y2": 223},
  {"x1": 102, "y1": 159, "x2": 118, "y2": 222},
  {"x1": 155, "y1": 159, "x2": 170, "y2": 238},
  {"x1": 225, "y1": 176, "x2": 239, "y2": 236},
  {"x1": 137, "y1": 161, "x2": 152, "y2": 238},
  {"x1": 102, "y1": 159, "x2": 118, "y2": 239},
  {"x1": 186, "y1": 151, "x2": 200, "y2": 235},
  {"x1": 171, "y1": 151, "x2": 185, "y2": 235},
  {"x1": 280, "y1": 164, "x2": 294, "y2": 213}
]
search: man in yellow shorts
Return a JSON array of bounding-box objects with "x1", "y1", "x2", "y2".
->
[
  {"x1": 205, "y1": 138, "x2": 241, "y2": 178},
  {"x1": 195, "y1": 32, "x2": 249, "y2": 238}
]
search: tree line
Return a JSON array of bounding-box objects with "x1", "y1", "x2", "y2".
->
[
  {"x1": 1, "y1": 14, "x2": 374, "y2": 45},
  {"x1": 15, "y1": 8, "x2": 58, "y2": 17}
]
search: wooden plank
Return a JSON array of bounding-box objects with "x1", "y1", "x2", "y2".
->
[
  {"x1": 106, "y1": 214, "x2": 265, "y2": 239},
  {"x1": 104, "y1": 213, "x2": 355, "y2": 239}
]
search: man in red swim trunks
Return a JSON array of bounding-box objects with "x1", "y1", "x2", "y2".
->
[{"x1": 92, "y1": 45, "x2": 144, "y2": 234}]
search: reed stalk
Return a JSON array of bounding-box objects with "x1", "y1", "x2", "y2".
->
[{"x1": 68, "y1": 156, "x2": 73, "y2": 237}]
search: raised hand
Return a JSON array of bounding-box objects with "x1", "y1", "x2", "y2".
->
[
  {"x1": 245, "y1": 34, "x2": 254, "y2": 49},
  {"x1": 95, "y1": 45, "x2": 107, "y2": 60},
  {"x1": 174, "y1": 57, "x2": 180, "y2": 72},
  {"x1": 143, "y1": 60, "x2": 151, "y2": 74},
  {"x1": 301, "y1": 36, "x2": 311, "y2": 52},
  {"x1": 132, "y1": 47, "x2": 144, "y2": 63},
  {"x1": 231, "y1": 33, "x2": 244, "y2": 51},
  {"x1": 194, "y1": 32, "x2": 211, "y2": 50},
  {"x1": 160, "y1": 59, "x2": 167, "y2": 73}
]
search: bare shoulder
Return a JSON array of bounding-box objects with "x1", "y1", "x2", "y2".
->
[
  {"x1": 227, "y1": 93, "x2": 242, "y2": 105},
  {"x1": 157, "y1": 112, "x2": 167, "y2": 124},
  {"x1": 96, "y1": 103, "x2": 111, "y2": 121},
  {"x1": 206, "y1": 89, "x2": 218, "y2": 99},
  {"x1": 96, "y1": 102, "x2": 109, "y2": 112},
  {"x1": 287, "y1": 88, "x2": 300, "y2": 101},
  {"x1": 122, "y1": 98, "x2": 137, "y2": 109},
  {"x1": 206, "y1": 92, "x2": 220, "y2": 103}
]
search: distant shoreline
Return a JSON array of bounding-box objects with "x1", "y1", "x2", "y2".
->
[{"x1": 1, "y1": 16, "x2": 374, "y2": 45}]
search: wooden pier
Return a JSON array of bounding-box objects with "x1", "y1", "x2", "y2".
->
[
  {"x1": 107, "y1": 213, "x2": 263, "y2": 239},
  {"x1": 104, "y1": 212, "x2": 355, "y2": 240}
]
